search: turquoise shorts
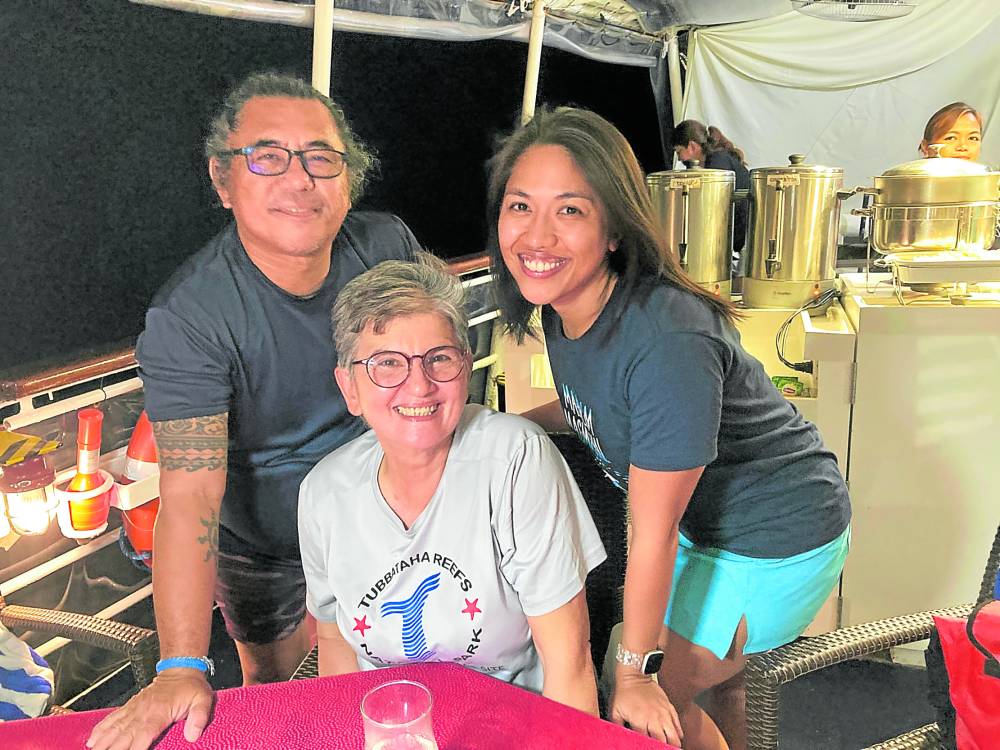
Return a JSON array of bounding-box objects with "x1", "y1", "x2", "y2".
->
[{"x1": 663, "y1": 525, "x2": 850, "y2": 660}]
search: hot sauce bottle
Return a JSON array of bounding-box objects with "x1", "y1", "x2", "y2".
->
[{"x1": 66, "y1": 408, "x2": 109, "y2": 530}]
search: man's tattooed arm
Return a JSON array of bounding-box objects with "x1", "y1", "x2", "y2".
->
[
  {"x1": 151, "y1": 413, "x2": 228, "y2": 561},
  {"x1": 152, "y1": 413, "x2": 228, "y2": 472}
]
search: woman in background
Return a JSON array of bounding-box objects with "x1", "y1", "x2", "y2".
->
[
  {"x1": 670, "y1": 120, "x2": 751, "y2": 276},
  {"x1": 919, "y1": 102, "x2": 983, "y2": 161}
]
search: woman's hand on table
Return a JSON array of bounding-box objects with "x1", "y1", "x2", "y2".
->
[
  {"x1": 610, "y1": 670, "x2": 683, "y2": 746},
  {"x1": 86, "y1": 670, "x2": 215, "y2": 750}
]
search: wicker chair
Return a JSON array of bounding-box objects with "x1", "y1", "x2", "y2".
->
[
  {"x1": 746, "y1": 523, "x2": 1000, "y2": 750},
  {"x1": 547, "y1": 433, "x2": 628, "y2": 679},
  {"x1": 0, "y1": 592, "x2": 159, "y2": 714}
]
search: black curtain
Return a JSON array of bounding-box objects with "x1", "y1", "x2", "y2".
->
[{"x1": 1, "y1": 0, "x2": 661, "y2": 375}]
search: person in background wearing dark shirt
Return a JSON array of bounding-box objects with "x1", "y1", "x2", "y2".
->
[
  {"x1": 87, "y1": 72, "x2": 420, "y2": 750},
  {"x1": 670, "y1": 120, "x2": 751, "y2": 278}
]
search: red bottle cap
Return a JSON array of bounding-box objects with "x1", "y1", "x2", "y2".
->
[{"x1": 77, "y1": 408, "x2": 104, "y2": 449}]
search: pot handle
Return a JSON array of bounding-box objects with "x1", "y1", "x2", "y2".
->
[
  {"x1": 850, "y1": 192, "x2": 875, "y2": 243},
  {"x1": 837, "y1": 186, "x2": 879, "y2": 201},
  {"x1": 679, "y1": 186, "x2": 690, "y2": 269},
  {"x1": 767, "y1": 185, "x2": 784, "y2": 278}
]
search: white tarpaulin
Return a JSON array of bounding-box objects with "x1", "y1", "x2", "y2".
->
[
  {"x1": 682, "y1": 0, "x2": 1000, "y2": 230},
  {"x1": 128, "y1": 0, "x2": 791, "y2": 67}
]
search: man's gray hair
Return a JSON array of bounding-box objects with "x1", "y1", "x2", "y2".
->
[
  {"x1": 205, "y1": 71, "x2": 374, "y2": 202},
  {"x1": 332, "y1": 252, "x2": 470, "y2": 368}
]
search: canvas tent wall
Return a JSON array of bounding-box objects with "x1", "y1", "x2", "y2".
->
[
  {"x1": 128, "y1": 0, "x2": 790, "y2": 66},
  {"x1": 681, "y1": 0, "x2": 1000, "y2": 234},
  {"x1": 134, "y1": 0, "x2": 1000, "y2": 208}
]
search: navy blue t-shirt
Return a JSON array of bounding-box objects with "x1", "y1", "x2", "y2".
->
[
  {"x1": 542, "y1": 279, "x2": 850, "y2": 558},
  {"x1": 136, "y1": 212, "x2": 420, "y2": 557}
]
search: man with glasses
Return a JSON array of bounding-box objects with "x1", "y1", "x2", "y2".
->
[{"x1": 88, "y1": 72, "x2": 419, "y2": 750}]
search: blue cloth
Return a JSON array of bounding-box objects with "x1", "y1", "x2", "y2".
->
[
  {"x1": 137, "y1": 212, "x2": 420, "y2": 557},
  {"x1": 0, "y1": 623, "x2": 53, "y2": 720},
  {"x1": 542, "y1": 278, "x2": 851, "y2": 558},
  {"x1": 665, "y1": 526, "x2": 851, "y2": 659}
]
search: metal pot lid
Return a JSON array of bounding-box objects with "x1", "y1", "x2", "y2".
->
[
  {"x1": 881, "y1": 156, "x2": 995, "y2": 177},
  {"x1": 647, "y1": 167, "x2": 735, "y2": 185},
  {"x1": 751, "y1": 154, "x2": 842, "y2": 177}
]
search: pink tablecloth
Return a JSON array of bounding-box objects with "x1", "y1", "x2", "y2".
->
[{"x1": 0, "y1": 662, "x2": 674, "y2": 749}]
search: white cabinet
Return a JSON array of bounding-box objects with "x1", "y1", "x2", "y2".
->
[{"x1": 839, "y1": 274, "x2": 1000, "y2": 656}]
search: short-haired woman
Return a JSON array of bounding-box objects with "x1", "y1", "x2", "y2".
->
[{"x1": 298, "y1": 253, "x2": 606, "y2": 715}]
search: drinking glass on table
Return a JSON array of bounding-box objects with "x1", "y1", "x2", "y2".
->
[{"x1": 361, "y1": 680, "x2": 438, "y2": 750}]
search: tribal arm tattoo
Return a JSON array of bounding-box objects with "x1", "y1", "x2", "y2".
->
[
  {"x1": 152, "y1": 413, "x2": 228, "y2": 472},
  {"x1": 197, "y1": 509, "x2": 221, "y2": 563},
  {"x1": 152, "y1": 413, "x2": 228, "y2": 562}
]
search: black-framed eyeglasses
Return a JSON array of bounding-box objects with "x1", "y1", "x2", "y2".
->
[
  {"x1": 351, "y1": 346, "x2": 468, "y2": 389},
  {"x1": 225, "y1": 145, "x2": 348, "y2": 179}
]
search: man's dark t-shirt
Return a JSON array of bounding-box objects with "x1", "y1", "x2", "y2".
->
[{"x1": 136, "y1": 212, "x2": 420, "y2": 558}]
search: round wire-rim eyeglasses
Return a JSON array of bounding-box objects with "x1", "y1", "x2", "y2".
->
[
  {"x1": 351, "y1": 346, "x2": 468, "y2": 389},
  {"x1": 225, "y1": 144, "x2": 348, "y2": 179}
]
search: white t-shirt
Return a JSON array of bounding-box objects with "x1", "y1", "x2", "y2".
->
[{"x1": 298, "y1": 404, "x2": 607, "y2": 691}]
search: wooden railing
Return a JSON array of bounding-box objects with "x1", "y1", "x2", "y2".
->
[
  {"x1": 446, "y1": 252, "x2": 491, "y2": 277},
  {"x1": 0, "y1": 350, "x2": 138, "y2": 402}
]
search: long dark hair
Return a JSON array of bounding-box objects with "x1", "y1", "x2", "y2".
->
[
  {"x1": 670, "y1": 119, "x2": 747, "y2": 167},
  {"x1": 486, "y1": 106, "x2": 737, "y2": 344}
]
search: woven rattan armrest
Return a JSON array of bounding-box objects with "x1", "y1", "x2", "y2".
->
[
  {"x1": 291, "y1": 645, "x2": 319, "y2": 681},
  {"x1": 745, "y1": 604, "x2": 972, "y2": 750},
  {"x1": 863, "y1": 723, "x2": 941, "y2": 750},
  {"x1": 1, "y1": 604, "x2": 159, "y2": 688}
]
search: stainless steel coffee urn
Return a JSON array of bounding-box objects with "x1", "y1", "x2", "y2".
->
[
  {"x1": 647, "y1": 167, "x2": 735, "y2": 296},
  {"x1": 743, "y1": 155, "x2": 842, "y2": 310}
]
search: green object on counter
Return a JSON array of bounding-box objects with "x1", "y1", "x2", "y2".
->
[{"x1": 771, "y1": 375, "x2": 804, "y2": 397}]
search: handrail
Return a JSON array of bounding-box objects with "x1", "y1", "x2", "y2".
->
[
  {"x1": 447, "y1": 252, "x2": 491, "y2": 277},
  {"x1": 0, "y1": 349, "x2": 138, "y2": 402},
  {"x1": 0, "y1": 253, "x2": 493, "y2": 403}
]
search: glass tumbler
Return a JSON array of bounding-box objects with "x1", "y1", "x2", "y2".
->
[{"x1": 361, "y1": 679, "x2": 438, "y2": 750}]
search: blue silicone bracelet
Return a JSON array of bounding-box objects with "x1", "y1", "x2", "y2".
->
[{"x1": 156, "y1": 656, "x2": 215, "y2": 676}]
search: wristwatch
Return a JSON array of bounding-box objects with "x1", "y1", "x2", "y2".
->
[{"x1": 616, "y1": 643, "x2": 665, "y2": 675}]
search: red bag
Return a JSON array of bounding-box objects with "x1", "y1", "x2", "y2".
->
[{"x1": 933, "y1": 601, "x2": 1000, "y2": 750}]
